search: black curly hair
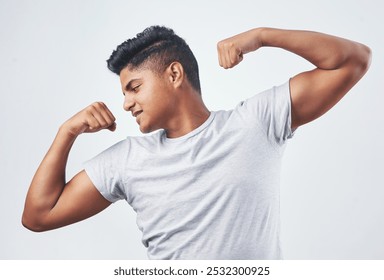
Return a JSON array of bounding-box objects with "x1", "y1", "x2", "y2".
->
[{"x1": 107, "y1": 26, "x2": 201, "y2": 93}]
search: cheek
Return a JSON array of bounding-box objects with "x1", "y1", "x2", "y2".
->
[
  {"x1": 142, "y1": 80, "x2": 174, "y2": 116},
  {"x1": 149, "y1": 90, "x2": 172, "y2": 111}
]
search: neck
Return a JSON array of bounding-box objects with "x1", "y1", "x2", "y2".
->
[{"x1": 165, "y1": 90, "x2": 210, "y2": 138}]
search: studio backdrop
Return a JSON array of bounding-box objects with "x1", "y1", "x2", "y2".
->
[{"x1": 0, "y1": 0, "x2": 382, "y2": 259}]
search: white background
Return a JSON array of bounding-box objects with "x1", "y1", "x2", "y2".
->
[{"x1": 0, "y1": 0, "x2": 382, "y2": 259}]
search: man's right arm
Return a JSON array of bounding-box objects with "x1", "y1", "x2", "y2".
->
[{"x1": 22, "y1": 102, "x2": 116, "y2": 232}]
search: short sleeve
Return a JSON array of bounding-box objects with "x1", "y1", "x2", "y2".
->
[
  {"x1": 83, "y1": 140, "x2": 128, "y2": 203},
  {"x1": 236, "y1": 80, "x2": 296, "y2": 146}
]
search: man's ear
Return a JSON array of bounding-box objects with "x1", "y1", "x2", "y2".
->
[{"x1": 166, "y1": 62, "x2": 184, "y2": 88}]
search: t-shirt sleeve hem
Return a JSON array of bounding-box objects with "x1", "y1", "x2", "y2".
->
[
  {"x1": 286, "y1": 78, "x2": 297, "y2": 140},
  {"x1": 83, "y1": 164, "x2": 121, "y2": 203}
]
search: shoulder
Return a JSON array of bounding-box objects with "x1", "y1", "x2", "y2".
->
[
  {"x1": 242, "y1": 81, "x2": 290, "y2": 105},
  {"x1": 127, "y1": 129, "x2": 164, "y2": 148},
  {"x1": 89, "y1": 130, "x2": 163, "y2": 158},
  {"x1": 105, "y1": 130, "x2": 165, "y2": 149},
  {"x1": 231, "y1": 81, "x2": 290, "y2": 117},
  {"x1": 85, "y1": 130, "x2": 165, "y2": 169}
]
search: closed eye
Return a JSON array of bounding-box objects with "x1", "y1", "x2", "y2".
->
[{"x1": 132, "y1": 84, "x2": 141, "y2": 93}]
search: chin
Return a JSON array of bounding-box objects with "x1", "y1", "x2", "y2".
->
[
  {"x1": 139, "y1": 124, "x2": 153, "y2": 134},
  {"x1": 138, "y1": 118, "x2": 161, "y2": 134}
]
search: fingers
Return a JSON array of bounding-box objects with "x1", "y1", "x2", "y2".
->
[
  {"x1": 62, "y1": 102, "x2": 117, "y2": 137},
  {"x1": 217, "y1": 41, "x2": 243, "y2": 69},
  {"x1": 217, "y1": 29, "x2": 263, "y2": 69},
  {"x1": 84, "y1": 102, "x2": 116, "y2": 133}
]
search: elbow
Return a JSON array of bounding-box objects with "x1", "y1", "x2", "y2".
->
[
  {"x1": 355, "y1": 43, "x2": 372, "y2": 77},
  {"x1": 343, "y1": 43, "x2": 372, "y2": 83},
  {"x1": 360, "y1": 44, "x2": 372, "y2": 72},
  {"x1": 22, "y1": 212, "x2": 48, "y2": 233}
]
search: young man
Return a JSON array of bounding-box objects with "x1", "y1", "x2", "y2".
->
[{"x1": 22, "y1": 26, "x2": 371, "y2": 259}]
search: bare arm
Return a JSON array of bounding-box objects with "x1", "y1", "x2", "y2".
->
[
  {"x1": 217, "y1": 27, "x2": 371, "y2": 129},
  {"x1": 22, "y1": 102, "x2": 116, "y2": 232}
]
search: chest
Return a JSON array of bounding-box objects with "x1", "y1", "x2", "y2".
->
[{"x1": 123, "y1": 126, "x2": 280, "y2": 212}]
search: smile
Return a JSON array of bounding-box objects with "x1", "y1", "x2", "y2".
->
[{"x1": 132, "y1": 110, "x2": 143, "y2": 118}]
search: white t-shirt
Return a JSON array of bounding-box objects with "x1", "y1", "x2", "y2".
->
[{"x1": 84, "y1": 81, "x2": 295, "y2": 259}]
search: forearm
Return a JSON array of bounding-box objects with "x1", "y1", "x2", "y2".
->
[
  {"x1": 22, "y1": 124, "x2": 77, "y2": 228},
  {"x1": 257, "y1": 27, "x2": 370, "y2": 70}
]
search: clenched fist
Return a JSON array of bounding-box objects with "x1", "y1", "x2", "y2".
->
[
  {"x1": 217, "y1": 28, "x2": 263, "y2": 69},
  {"x1": 61, "y1": 102, "x2": 116, "y2": 137}
]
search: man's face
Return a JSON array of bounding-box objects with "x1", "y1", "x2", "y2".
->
[{"x1": 120, "y1": 66, "x2": 176, "y2": 133}]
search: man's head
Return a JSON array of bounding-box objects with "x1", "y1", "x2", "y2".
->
[
  {"x1": 107, "y1": 26, "x2": 201, "y2": 94},
  {"x1": 107, "y1": 26, "x2": 206, "y2": 136}
]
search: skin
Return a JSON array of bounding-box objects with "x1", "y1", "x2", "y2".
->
[
  {"x1": 120, "y1": 63, "x2": 210, "y2": 138},
  {"x1": 217, "y1": 28, "x2": 371, "y2": 129},
  {"x1": 22, "y1": 27, "x2": 371, "y2": 232}
]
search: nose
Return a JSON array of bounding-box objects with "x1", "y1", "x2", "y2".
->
[{"x1": 123, "y1": 94, "x2": 135, "y2": 112}]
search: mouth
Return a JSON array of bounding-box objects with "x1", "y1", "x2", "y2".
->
[{"x1": 132, "y1": 110, "x2": 143, "y2": 118}]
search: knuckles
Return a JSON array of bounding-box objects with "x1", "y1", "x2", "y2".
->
[
  {"x1": 90, "y1": 101, "x2": 105, "y2": 109},
  {"x1": 217, "y1": 40, "x2": 235, "y2": 50},
  {"x1": 84, "y1": 102, "x2": 107, "y2": 115},
  {"x1": 67, "y1": 101, "x2": 116, "y2": 135}
]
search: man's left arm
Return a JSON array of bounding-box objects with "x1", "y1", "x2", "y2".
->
[{"x1": 217, "y1": 27, "x2": 372, "y2": 130}]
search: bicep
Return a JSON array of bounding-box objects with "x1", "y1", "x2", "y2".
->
[
  {"x1": 43, "y1": 170, "x2": 112, "y2": 230},
  {"x1": 289, "y1": 65, "x2": 361, "y2": 130}
]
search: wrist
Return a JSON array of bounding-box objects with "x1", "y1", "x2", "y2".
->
[
  {"x1": 257, "y1": 27, "x2": 267, "y2": 47},
  {"x1": 243, "y1": 27, "x2": 266, "y2": 54},
  {"x1": 58, "y1": 121, "x2": 81, "y2": 140},
  {"x1": 255, "y1": 27, "x2": 274, "y2": 48}
]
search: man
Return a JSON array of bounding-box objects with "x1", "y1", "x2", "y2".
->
[{"x1": 22, "y1": 26, "x2": 371, "y2": 259}]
